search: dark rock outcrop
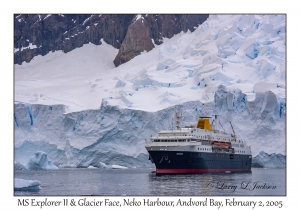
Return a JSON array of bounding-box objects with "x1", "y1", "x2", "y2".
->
[
  {"x1": 14, "y1": 14, "x2": 135, "y2": 65},
  {"x1": 114, "y1": 14, "x2": 209, "y2": 66},
  {"x1": 14, "y1": 14, "x2": 209, "y2": 66},
  {"x1": 113, "y1": 16, "x2": 154, "y2": 67}
]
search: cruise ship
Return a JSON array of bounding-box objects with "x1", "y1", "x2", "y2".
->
[{"x1": 145, "y1": 116, "x2": 252, "y2": 174}]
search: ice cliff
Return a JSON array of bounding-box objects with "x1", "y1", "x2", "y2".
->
[
  {"x1": 14, "y1": 85, "x2": 285, "y2": 168},
  {"x1": 26, "y1": 151, "x2": 58, "y2": 170}
]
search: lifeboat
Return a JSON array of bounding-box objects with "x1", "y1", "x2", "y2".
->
[{"x1": 212, "y1": 141, "x2": 231, "y2": 148}]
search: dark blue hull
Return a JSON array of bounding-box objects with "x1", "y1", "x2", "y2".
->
[{"x1": 148, "y1": 150, "x2": 252, "y2": 174}]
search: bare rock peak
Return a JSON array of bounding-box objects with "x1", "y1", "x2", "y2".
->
[{"x1": 14, "y1": 14, "x2": 209, "y2": 66}]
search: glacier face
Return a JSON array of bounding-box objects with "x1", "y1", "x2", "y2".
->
[
  {"x1": 14, "y1": 85, "x2": 286, "y2": 168},
  {"x1": 14, "y1": 15, "x2": 286, "y2": 168},
  {"x1": 26, "y1": 151, "x2": 58, "y2": 170}
]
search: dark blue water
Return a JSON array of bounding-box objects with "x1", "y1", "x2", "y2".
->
[{"x1": 14, "y1": 168, "x2": 285, "y2": 196}]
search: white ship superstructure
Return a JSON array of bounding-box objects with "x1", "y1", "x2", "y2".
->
[{"x1": 145, "y1": 117, "x2": 252, "y2": 174}]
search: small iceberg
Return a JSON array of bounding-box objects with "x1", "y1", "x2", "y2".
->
[
  {"x1": 98, "y1": 162, "x2": 109, "y2": 169},
  {"x1": 111, "y1": 164, "x2": 127, "y2": 169},
  {"x1": 27, "y1": 151, "x2": 58, "y2": 170},
  {"x1": 14, "y1": 178, "x2": 42, "y2": 191},
  {"x1": 14, "y1": 162, "x2": 27, "y2": 170}
]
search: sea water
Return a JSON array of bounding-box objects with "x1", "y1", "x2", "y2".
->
[{"x1": 14, "y1": 168, "x2": 285, "y2": 196}]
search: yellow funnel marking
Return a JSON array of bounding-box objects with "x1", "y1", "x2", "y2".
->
[{"x1": 196, "y1": 118, "x2": 211, "y2": 130}]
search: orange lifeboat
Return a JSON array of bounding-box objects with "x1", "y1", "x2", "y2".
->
[{"x1": 212, "y1": 141, "x2": 231, "y2": 148}]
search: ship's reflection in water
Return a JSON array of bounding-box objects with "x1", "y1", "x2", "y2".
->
[
  {"x1": 147, "y1": 168, "x2": 285, "y2": 196},
  {"x1": 14, "y1": 168, "x2": 285, "y2": 196},
  {"x1": 147, "y1": 171, "x2": 253, "y2": 196}
]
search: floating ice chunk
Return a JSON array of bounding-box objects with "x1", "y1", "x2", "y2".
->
[
  {"x1": 88, "y1": 166, "x2": 97, "y2": 169},
  {"x1": 98, "y1": 162, "x2": 110, "y2": 169},
  {"x1": 26, "y1": 151, "x2": 58, "y2": 170},
  {"x1": 252, "y1": 151, "x2": 285, "y2": 168},
  {"x1": 14, "y1": 162, "x2": 26, "y2": 170},
  {"x1": 111, "y1": 164, "x2": 127, "y2": 169},
  {"x1": 14, "y1": 178, "x2": 42, "y2": 191}
]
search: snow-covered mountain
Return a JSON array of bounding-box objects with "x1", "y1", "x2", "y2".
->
[
  {"x1": 14, "y1": 14, "x2": 209, "y2": 65},
  {"x1": 14, "y1": 15, "x2": 286, "y2": 168}
]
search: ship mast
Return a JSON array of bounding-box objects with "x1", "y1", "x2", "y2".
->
[
  {"x1": 175, "y1": 105, "x2": 182, "y2": 130},
  {"x1": 229, "y1": 121, "x2": 236, "y2": 140},
  {"x1": 211, "y1": 114, "x2": 219, "y2": 130}
]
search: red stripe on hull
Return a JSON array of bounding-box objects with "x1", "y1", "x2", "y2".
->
[{"x1": 156, "y1": 168, "x2": 251, "y2": 174}]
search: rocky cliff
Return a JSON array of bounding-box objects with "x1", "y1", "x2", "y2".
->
[{"x1": 14, "y1": 14, "x2": 209, "y2": 66}]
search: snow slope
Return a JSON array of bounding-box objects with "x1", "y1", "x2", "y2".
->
[{"x1": 14, "y1": 15, "x2": 286, "y2": 168}]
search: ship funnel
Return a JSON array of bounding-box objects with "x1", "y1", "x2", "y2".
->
[{"x1": 196, "y1": 117, "x2": 212, "y2": 130}]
